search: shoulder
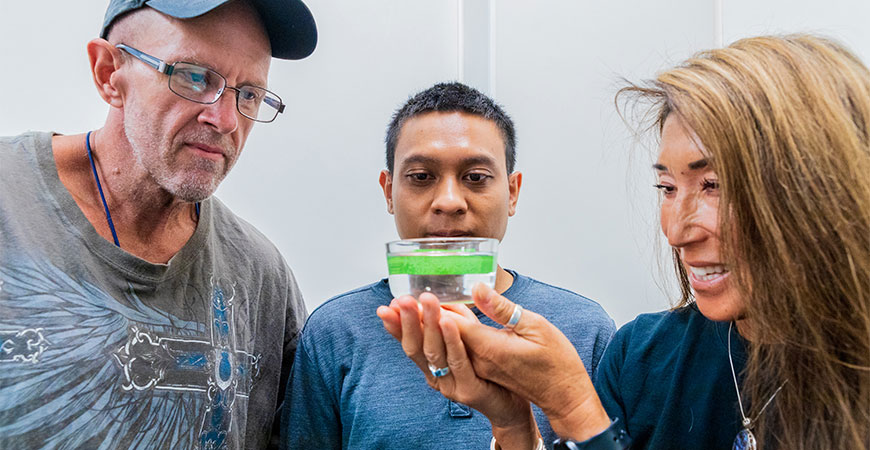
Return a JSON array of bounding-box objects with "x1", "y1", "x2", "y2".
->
[
  {"x1": 511, "y1": 272, "x2": 615, "y2": 333},
  {"x1": 208, "y1": 197, "x2": 272, "y2": 246},
  {"x1": 608, "y1": 305, "x2": 707, "y2": 358},
  {"x1": 1, "y1": 132, "x2": 54, "y2": 207},
  {"x1": 207, "y1": 197, "x2": 287, "y2": 267},
  {"x1": 0, "y1": 132, "x2": 49, "y2": 171},
  {"x1": 511, "y1": 272, "x2": 607, "y2": 311},
  {"x1": 0, "y1": 132, "x2": 47, "y2": 150},
  {"x1": 618, "y1": 306, "x2": 699, "y2": 337},
  {"x1": 302, "y1": 281, "x2": 390, "y2": 336},
  {"x1": 296, "y1": 281, "x2": 395, "y2": 365}
]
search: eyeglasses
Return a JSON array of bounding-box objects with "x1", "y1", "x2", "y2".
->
[{"x1": 116, "y1": 44, "x2": 284, "y2": 123}]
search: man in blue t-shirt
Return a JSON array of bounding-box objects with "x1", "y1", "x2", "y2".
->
[{"x1": 281, "y1": 82, "x2": 615, "y2": 449}]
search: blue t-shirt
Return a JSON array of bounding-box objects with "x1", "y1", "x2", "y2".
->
[
  {"x1": 594, "y1": 304, "x2": 748, "y2": 449},
  {"x1": 282, "y1": 270, "x2": 615, "y2": 449}
]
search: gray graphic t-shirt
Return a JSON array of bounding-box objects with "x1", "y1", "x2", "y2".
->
[{"x1": 0, "y1": 132, "x2": 306, "y2": 449}]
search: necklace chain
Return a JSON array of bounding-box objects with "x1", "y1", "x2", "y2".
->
[
  {"x1": 727, "y1": 321, "x2": 786, "y2": 429},
  {"x1": 85, "y1": 131, "x2": 121, "y2": 247}
]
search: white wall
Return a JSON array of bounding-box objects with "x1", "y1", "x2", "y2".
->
[
  {"x1": 723, "y1": 0, "x2": 870, "y2": 59},
  {"x1": 490, "y1": 0, "x2": 714, "y2": 325},
  {"x1": 1, "y1": 1, "x2": 866, "y2": 326}
]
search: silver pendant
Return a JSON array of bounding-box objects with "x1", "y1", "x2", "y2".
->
[{"x1": 733, "y1": 428, "x2": 757, "y2": 450}]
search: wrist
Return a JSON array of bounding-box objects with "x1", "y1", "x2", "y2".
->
[
  {"x1": 546, "y1": 392, "x2": 610, "y2": 442},
  {"x1": 491, "y1": 406, "x2": 540, "y2": 450},
  {"x1": 491, "y1": 436, "x2": 543, "y2": 450},
  {"x1": 552, "y1": 417, "x2": 631, "y2": 450}
]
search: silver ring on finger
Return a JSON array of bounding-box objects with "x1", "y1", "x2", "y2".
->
[
  {"x1": 427, "y1": 363, "x2": 450, "y2": 378},
  {"x1": 505, "y1": 304, "x2": 523, "y2": 329}
]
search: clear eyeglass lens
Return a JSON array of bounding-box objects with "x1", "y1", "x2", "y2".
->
[
  {"x1": 238, "y1": 87, "x2": 282, "y2": 122},
  {"x1": 169, "y1": 63, "x2": 224, "y2": 102},
  {"x1": 237, "y1": 86, "x2": 266, "y2": 117}
]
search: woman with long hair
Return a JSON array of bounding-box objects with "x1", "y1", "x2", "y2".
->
[{"x1": 378, "y1": 34, "x2": 870, "y2": 449}]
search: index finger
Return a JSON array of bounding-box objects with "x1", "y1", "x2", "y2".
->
[
  {"x1": 441, "y1": 302, "x2": 479, "y2": 322},
  {"x1": 377, "y1": 302, "x2": 401, "y2": 341}
]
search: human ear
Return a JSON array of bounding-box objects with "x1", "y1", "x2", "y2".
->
[
  {"x1": 87, "y1": 38, "x2": 125, "y2": 108},
  {"x1": 507, "y1": 171, "x2": 522, "y2": 216},
  {"x1": 379, "y1": 170, "x2": 395, "y2": 214}
]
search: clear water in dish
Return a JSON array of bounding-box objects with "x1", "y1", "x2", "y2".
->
[{"x1": 388, "y1": 272, "x2": 496, "y2": 303}]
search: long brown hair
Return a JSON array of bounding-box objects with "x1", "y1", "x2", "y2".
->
[{"x1": 619, "y1": 35, "x2": 870, "y2": 449}]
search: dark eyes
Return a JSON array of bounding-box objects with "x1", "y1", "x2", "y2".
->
[
  {"x1": 239, "y1": 88, "x2": 262, "y2": 102},
  {"x1": 405, "y1": 172, "x2": 491, "y2": 185},
  {"x1": 653, "y1": 184, "x2": 675, "y2": 194},
  {"x1": 466, "y1": 173, "x2": 487, "y2": 183},
  {"x1": 654, "y1": 178, "x2": 719, "y2": 195},
  {"x1": 701, "y1": 178, "x2": 719, "y2": 191}
]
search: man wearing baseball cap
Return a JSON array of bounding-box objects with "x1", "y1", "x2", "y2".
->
[{"x1": 0, "y1": 1, "x2": 315, "y2": 448}]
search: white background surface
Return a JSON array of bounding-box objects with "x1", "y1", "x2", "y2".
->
[{"x1": 1, "y1": 0, "x2": 866, "y2": 326}]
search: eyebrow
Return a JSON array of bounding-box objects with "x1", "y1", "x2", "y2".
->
[
  {"x1": 399, "y1": 154, "x2": 498, "y2": 168},
  {"x1": 400, "y1": 154, "x2": 439, "y2": 167},
  {"x1": 688, "y1": 158, "x2": 709, "y2": 170},
  {"x1": 460, "y1": 155, "x2": 498, "y2": 167},
  {"x1": 653, "y1": 158, "x2": 709, "y2": 172}
]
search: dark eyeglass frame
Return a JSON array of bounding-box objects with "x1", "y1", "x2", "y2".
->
[{"x1": 116, "y1": 44, "x2": 285, "y2": 123}]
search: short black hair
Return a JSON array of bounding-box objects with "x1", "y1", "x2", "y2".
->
[{"x1": 385, "y1": 82, "x2": 516, "y2": 173}]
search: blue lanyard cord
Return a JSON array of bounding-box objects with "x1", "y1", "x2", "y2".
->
[
  {"x1": 84, "y1": 131, "x2": 200, "y2": 250},
  {"x1": 85, "y1": 131, "x2": 120, "y2": 247}
]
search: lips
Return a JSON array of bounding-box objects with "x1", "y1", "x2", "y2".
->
[
  {"x1": 686, "y1": 263, "x2": 730, "y2": 293},
  {"x1": 188, "y1": 142, "x2": 225, "y2": 155},
  {"x1": 426, "y1": 230, "x2": 472, "y2": 237},
  {"x1": 688, "y1": 264, "x2": 727, "y2": 281},
  {"x1": 186, "y1": 142, "x2": 228, "y2": 161}
]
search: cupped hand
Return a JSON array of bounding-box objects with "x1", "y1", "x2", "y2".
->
[
  {"x1": 377, "y1": 294, "x2": 540, "y2": 448},
  {"x1": 448, "y1": 283, "x2": 611, "y2": 441}
]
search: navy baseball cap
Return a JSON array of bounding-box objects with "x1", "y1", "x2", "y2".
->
[{"x1": 100, "y1": 0, "x2": 317, "y2": 60}]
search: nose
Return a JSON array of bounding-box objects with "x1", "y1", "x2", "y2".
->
[
  {"x1": 663, "y1": 191, "x2": 704, "y2": 248},
  {"x1": 431, "y1": 177, "x2": 467, "y2": 215},
  {"x1": 198, "y1": 90, "x2": 239, "y2": 134}
]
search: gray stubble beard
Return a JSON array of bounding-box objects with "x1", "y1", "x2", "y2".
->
[{"x1": 124, "y1": 118, "x2": 235, "y2": 203}]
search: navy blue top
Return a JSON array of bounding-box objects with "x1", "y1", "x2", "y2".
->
[
  {"x1": 594, "y1": 304, "x2": 748, "y2": 449},
  {"x1": 282, "y1": 270, "x2": 616, "y2": 449}
]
